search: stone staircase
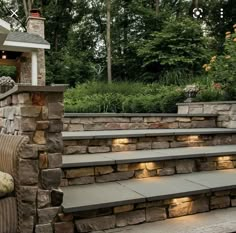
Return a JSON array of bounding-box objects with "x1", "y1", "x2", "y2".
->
[{"x1": 60, "y1": 113, "x2": 236, "y2": 233}]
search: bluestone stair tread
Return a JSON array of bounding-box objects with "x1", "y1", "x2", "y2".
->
[
  {"x1": 62, "y1": 169, "x2": 236, "y2": 213},
  {"x1": 62, "y1": 128, "x2": 236, "y2": 140},
  {"x1": 62, "y1": 145, "x2": 236, "y2": 168}
]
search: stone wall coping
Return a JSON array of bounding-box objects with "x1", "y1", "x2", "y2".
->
[
  {"x1": 0, "y1": 85, "x2": 66, "y2": 100},
  {"x1": 177, "y1": 101, "x2": 236, "y2": 106},
  {"x1": 64, "y1": 113, "x2": 217, "y2": 118}
]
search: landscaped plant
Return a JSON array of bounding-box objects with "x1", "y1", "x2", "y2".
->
[{"x1": 202, "y1": 24, "x2": 236, "y2": 99}]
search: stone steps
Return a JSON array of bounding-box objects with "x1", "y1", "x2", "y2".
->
[
  {"x1": 63, "y1": 128, "x2": 236, "y2": 155},
  {"x1": 61, "y1": 170, "x2": 236, "y2": 232},
  {"x1": 63, "y1": 113, "x2": 217, "y2": 132},
  {"x1": 61, "y1": 145, "x2": 236, "y2": 186}
]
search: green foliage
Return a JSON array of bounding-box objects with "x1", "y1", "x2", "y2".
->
[
  {"x1": 0, "y1": 66, "x2": 16, "y2": 78},
  {"x1": 203, "y1": 26, "x2": 236, "y2": 100},
  {"x1": 137, "y1": 18, "x2": 209, "y2": 82},
  {"x1": 64, "y1": 82, "x2": 185, "y2": 113}
]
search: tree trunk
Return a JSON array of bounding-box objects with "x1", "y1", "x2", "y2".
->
[
  {"x1": 155, "y1": 0, "x2": 159, "y2": 16},
  {"x1": 106, "y1": 0, "x2": 112, "y2": 83}
]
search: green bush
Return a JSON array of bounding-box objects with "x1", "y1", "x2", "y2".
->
[{"x1": 64, "y1": 82, "x2": 185, "y2": 113}]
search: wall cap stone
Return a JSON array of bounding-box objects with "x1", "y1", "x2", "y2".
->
[
  {"x1": 0, "y1": 85, "x2": 66, "y2": 100},
  {"x1": 177, "y1": 101, "x2": 236, "y2": 106}
]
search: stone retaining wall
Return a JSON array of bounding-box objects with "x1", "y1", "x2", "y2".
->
[
  {"x1": 177, "y1": 101, "x2": 236, "y2": 128},
  {"x1": 61, "y1": 155, "x2": 236, "y2": 186},
  {"x1": 57, "y1": 190, "x2": 236, "y2": 232},
  {"x1": 0, "y1": 86, "x2": 65, "y2": 233},
  {"x1": 64, "y1": 134, "x2": 236, "y2": 155},
  {"x1": 63, "y1": 114, "x2": 216, "y2": 131}
]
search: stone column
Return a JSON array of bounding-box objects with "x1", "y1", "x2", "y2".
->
[
  {"x1": 0, "y1": 86, "x2": 65, "y2": 233},
  {"x1": 27, "y1": 14, "x2": 46, "y2": 86}
]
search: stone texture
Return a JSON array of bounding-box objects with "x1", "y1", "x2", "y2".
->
[
  {"x1": 20, "y1": 144, "x2": 38, "y2": 159},
  {"x1": 64, "y1": 146, "x2": 87, "y2": 154},
  {"x1": 210, "y1": 196, "x2": 230, "y2": 209},
  {"x1": 116, "y1": 210, "x2": 146, "y2": 227},
  {"x1": 157, "y1": 168, "x2": 175, "y2": 176},
  {"x1": 33, "y1": 130, "x2": 46, "y2": 144},
  {"x1": 95, "y1": 166, "x2": 114, "y2": 175},
  {"x1": 88, "y1": 146, "x2": 110, "y2": 154},
  {"x1": 217, "y1": 161, "x2": 234, "y2": 169},
  {"x1": 48, "y1": 102, "x2": 64, "y2": 119},
  {"x1": 68, "y1": 176, "x2": 95, "y2": 185},
  {"x1": 37, "y1": 189, "x2": 51, "y2": 208},
  {"x1": 35, "y1": 224, "x2": 53, "y2": 233},
  {"x1": 96, "y1": 171, "x2": 134, "y2": 182},
  {"x1": 152, "y1": 141, "x2": 169, "y2": 149},
  {"x1": 54, "y1": 222, "x2": 74, "y2": 233},
  {"x1": 176, "y1": 160, "x2": 196, "y2": 174},
  {"x1": 114, "y1": 204, "x2": 134, "y2": 214},
  {"x1": 146, "y1": 207, "x2": 167, "y2": 222},
  {"x1": 137, "y1": 142, "x2": 152, "y2": 150},
  {"x1": 75, "y1": 216, "x2": 116, "y2": 232},
  {"x1": 47, "y1": 153, "x2": 62, "y2": 168},
  {"x1": 19, "y1": 159, "x2": 39, "y2": 185},
  {"x1": 47, "y1": 133, "x2": 63, "y2": 153},
  {"x1": 51, "y1": 188, "x2": 64, "y2": 206},
  {"x1": 66, "y1": 168, "x2": 94, "y2": 178},
  {"x1": 20, "y1": 106, "x2": 41, "y2": 117},
  {"x1": 112, "y1": 144, "x2": 136, "y2": 152},
  {"x1": 38, "y1": 207, "x2": 60, "y2": 224},
  {"x1": 20, "y1": 186, "x2": 37, "y2": 203},
  {"x1": 41, "y1": 168, "x2": 62, "y2": 189}
]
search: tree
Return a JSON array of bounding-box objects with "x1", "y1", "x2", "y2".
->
[{"x1": 106, "y1": 0, "x2": 112, "y2": 83}]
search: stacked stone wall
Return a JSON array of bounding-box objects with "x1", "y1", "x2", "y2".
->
[
  {"x1": 177, "y1": 102, "x2": 236, "y2": 128},
  {"x1": 63, "y1": 115, "x2": 216, "y2": 132},
  {"x1": 0, "y1": 87, "x2": 64, "y2": 233}
]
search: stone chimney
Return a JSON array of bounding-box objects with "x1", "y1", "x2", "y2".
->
[{"x1": 27, "y1": 9, "x2": 46, "y2": 85}]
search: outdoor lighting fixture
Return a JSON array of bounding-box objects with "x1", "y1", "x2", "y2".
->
[{"x1": 1, "y1": 51, "x2": 6, "y2": 59}]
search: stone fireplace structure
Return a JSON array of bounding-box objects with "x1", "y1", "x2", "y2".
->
[{"x1": 0, "y1": 11, "x2": 50, "y2": 86}]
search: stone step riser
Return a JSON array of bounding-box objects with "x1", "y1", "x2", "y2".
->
[
  {"x1": 61, "y1": 156, "x2": 236, "y2": 186},
  {"x1": 59, "y1": 189, "x2": 236, "y2": 233},
  {"x1": 63, "y1": 134, "x2": 236, "y2": 155},
  {"x1": 63, "y1": 116, "x2": 216, "y2": 132}
]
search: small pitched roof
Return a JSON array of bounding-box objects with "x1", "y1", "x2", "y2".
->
[{"x1": 0, "y1": 18, "x2": 50, "y2": 51}]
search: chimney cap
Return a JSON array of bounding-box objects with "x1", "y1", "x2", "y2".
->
[{"x1": 30, "y1": 9, "x2": 41, "y2": 18}]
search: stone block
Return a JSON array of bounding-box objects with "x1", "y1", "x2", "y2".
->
[
  {"x1": 157, "y1": 168, "x2": 175, "y2": 176},
  {"x1": 20, "y1": 106, "x2": 41, "y2": 117},
  {"x1": 146, "y1": 207, "x2": 167, "y2": 222},
  {"x1": 217, "y1": 161, "x2": 234, "y2": 170},
  {"x1": 75, "y1": 216, "x2": 115, "y2": 232},
  {"x1": 176, "y1": 160, "x2": 196, "y2": 174},
  {"x1": 20, "y1": 216, "x2": 34, "y2": 233},
  {"x1": 47, "y1": 133, "x2": 63, "y2": 153},
  {"x1": 198, "y1": 162, "x2": 216, "y2": 171},
  {"x1": 178, "y1": 106, "x2": 189, "y2": 114},
  {"x1": 169, "y1": 202, "x2": 190, "y2": 218},
  {"x1": 48, "y1": 153, "x2": 62, "y2": 168},
  {"x1": 176, "y1": 117, "x2": 191, "y2": 122},
  {"x1": 214, "y1": 190, "x2": 230, "y2": 196},
  {"x1": 137, "y1": 142, "x2": 152, "y2": 150},
  {"x1": 41, "y1": 168, "x2": 61, "y2": 189},
  {"x1": 68, "y1": 124, "x2": 84, "y2": 131},
  {"x1": 20, "y1": 118, "x2": 37, "y2": 131},
  {"x1": 33, "y1": 131, "x2": 46, "y2": 144},
  {"x1": 22, "y1": 202, "x2": 36, "y2": 217},
  {"x1": 37, "y1": 121, "x2": 49, "y2": 130},
  {"x1": 189, "y1": 107, "x2": 203, "y2": 114},
  {"x1": 58, "y1": 213, "x2": 74, "y2": 222},
  {"x1": 112, "y1": 138, "x2": 137, "y2": 144},
  {"x1": 18, "y1": 93, "x2": 31, "y2": 104},
  {"x1": 54, "y1": 222, "x2": 74, "y2": 233},
  {"x1": 66, "y1": 168, "x2": 94, "y2": 178},
  {"x1": 146, "y1": 162, "x2": 163, "y2": 170},
  {"x1": 68, "y1": 176, "x2": 95, "y2": 185},
  {"x1": 88, "y1": 146, "x2": 110, "y2": 154},
  {"x1": 51, "y1": 188, "x2": 63, "y2": 206},
  {"x1": 95, "y1": 166, "x2": 114, "y2": 175},
  {"x1": 19, "y1": 159, "x2": 39, "y2": 185},
  {"x1": 135, "y1": 169, "x2": 156, "y2": 178},
  {"x1": 210, "y1": 196, "x2": 230, "y2": 209},
  {"x1": 96, "y1": 171, "x2": 134, "y2": 182},
  {"x1": 32, "y1": 93, "x2": 46, "y2": 106},
  {"x1": 48, "y1": 93, "x2": 64, "y2": 103},
  {"x1": 188, "y1": 198, "x2": 209, "y2": 214},
  {"x1": 37, "y1": 189, "x2": 51, "y2": 208},
  {"x1": 152, "y1": 141, "x2": 169, "y2": 149},
  {"x1": 203, "y1": 105, "x2": 217, "y2": 114},
  {"x1": 231, "y1": 199, "x2": 236, "y2": 207},
  {"x1": 48, "y1": 103, "x2": 64, "y2": 119},
  {"x1": 38, "y1": 207, "x2": 60, "y2": 224},
  {"x1": 112, "y1": 144, "x2": 136, "y2": 152},
  {"x1": 35, "y1": 223, "x2": 53, "y2": 233},
  {"x1": 20, "y1": 144, "x2": 38, "y2": 159},
  {"x1": 131, "y1": 117, "x2": 143, "y2": 123},
  {"x1": 20, "y1": 186, "x2": 37, "y2": 203},
  {"x1": 39, "y1": 152, "x2": 48, "y2": 169},
  {"x1": 114, "y1": 204, "x2": 134, "y2": 214},
  {"x1": 116, "y1": 210, "x2": 145, "y2": 227},
  {"x1": 48, "y1": 120, "x2": 63, "y2": 132},
  {"x1": 64, "y1": 146, "x2": 87, "y2": 155}
]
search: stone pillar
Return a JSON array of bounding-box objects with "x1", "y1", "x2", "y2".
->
[
  {"x1": 27, "y1": 13, "x2": 46, "y2": 86},
  {"x1": 0, "y1": 86, "x2": 65, "y2": 233}
]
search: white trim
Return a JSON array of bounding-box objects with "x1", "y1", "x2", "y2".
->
[
  {"x1": 0, "y1": 19, "x2": 10, "y2": 34},
  {"x1": 31, "y1": 51, "x2": 38, "y2": 85},
  {"x1": 3, "y1": 40, "x2": 50, "y2": 49}
]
